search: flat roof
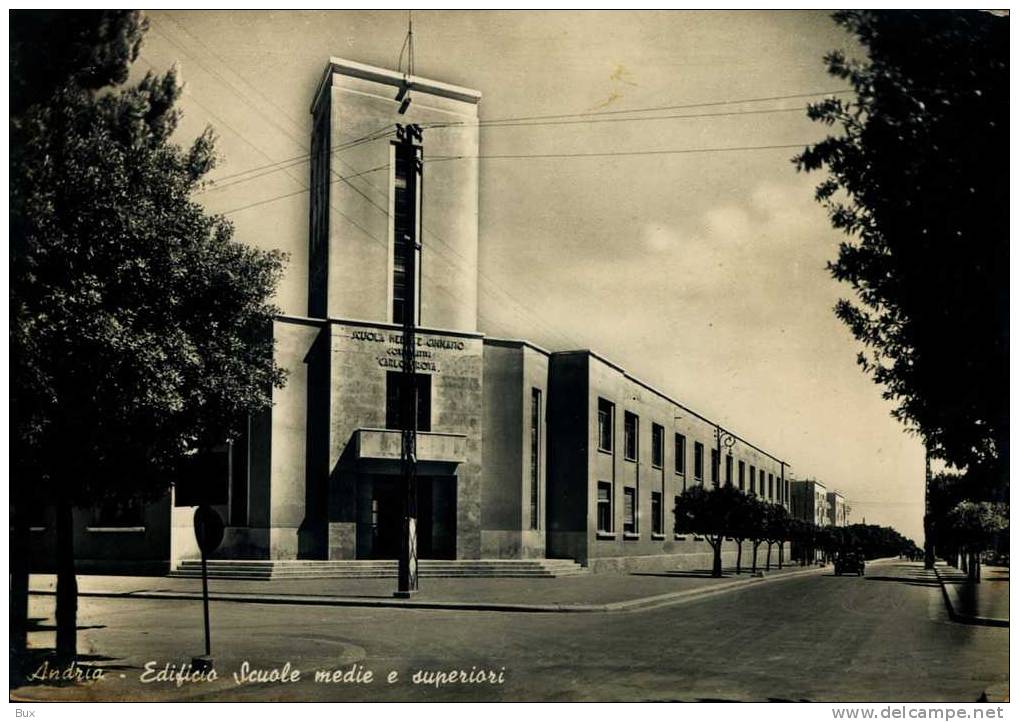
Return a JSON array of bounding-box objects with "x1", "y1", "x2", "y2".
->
[
  {"x1": 312, "y1": 56, "x2": 483, "y2": 112},
  {"x1": 554, "y1": 348, "x2": 787, "y2": 467}
]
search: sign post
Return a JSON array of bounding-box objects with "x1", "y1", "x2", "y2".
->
[{"x1": 192, "y1": 504, "x2": 224, "y2": 671}]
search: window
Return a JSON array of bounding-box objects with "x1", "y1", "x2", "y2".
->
[
  {"x1": 597, "y1": 398, "x2": 614, "y2": 452},
  {"x1": 651, "y1": 491, "x2": 663, "y2": 535},
  {"x1": 674, "y1": 433, "x2": 686, "y2": 476},
  {"x1": 91, "y1": 497, "x2": 144, "y2": 529},
  {"x1": 230, "y1": 428, "x2": 250, "y2": 526},
  {"x1": 710, "y1": 449, "x2": 720, "y2": 486},
  {"x1": 651, "y1": 424, "x2": 664, "y2": 468},
  {"x1": 694, "y1": 442, "x2": 704, "y2": 481},
  {"x1": 623, "y1": 487, "x2": 637, "y2": 534},
  {"x1": 392, "y1": 139, "x2": 422, "y2": 324},
  {"x1": 749, "y1": 465, "x2": 756, "y2": 494},
  {"x1": 530, "y1": 388, "x2": 541, "y2": 530},
  {"x1": 738, "y1": 460, "x2": 746, "y2": 491},
  {"x1": 385, "y1": 371, "x2": 431, "y2": 431},
  {"x1": 725, "y1": 454, "x2": 733, "y2": 486},
  {"x1": 759, "y1": 469, "x2": 766, "y2": 496},
  {"x1": 768, "y1": 474, "x2": 774, "y2": 500},
  {"x1": 624, "y1": 412, "x2": 638, "y2": 461},
  {"x1": 597, "y1": 482, "x2": 613, "y2": 533}
]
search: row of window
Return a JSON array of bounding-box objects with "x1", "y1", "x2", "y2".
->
[
  {"x1": 596, "y1": 397, "x2": 785, "y2": 502},
  {"x1": 595, "y1": 482, "x2": 671, "y2": 536}
]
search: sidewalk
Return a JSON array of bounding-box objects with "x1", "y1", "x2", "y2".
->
[
  {"x1": 28, "y1": 561, "x2": 831, "y2": 614},
  {"x1": 934, "y1": 563, "x2": 1009, "y2": 627}
]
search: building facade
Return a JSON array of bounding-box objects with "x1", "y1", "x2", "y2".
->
[
  {"x1": 826, "y1": 491, "x2": 849, "y2": 527},
  {"x1": 790, "y1": 479, "x2": 829, "y2": 527},
  {"x1": 33, "y1": 58, "x2": 794, "y2": 575}
]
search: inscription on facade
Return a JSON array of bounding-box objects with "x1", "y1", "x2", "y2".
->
[{"x1": 348, "y1": 329, "x2": 468, "y2": 373}]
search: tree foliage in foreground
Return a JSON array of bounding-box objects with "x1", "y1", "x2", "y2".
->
[
  {"x1": 11, "y1": 10, "x2": 287, "y2": 662},
  {"x1": 794, "y1": 10, "x2": 1008, "y2": 481}
]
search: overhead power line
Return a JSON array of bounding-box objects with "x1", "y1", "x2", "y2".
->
[
  {"x1": 435, "y1": 105, "x2": 808, "y2": 130},
  {"x1": 202, "y1": 127, "x2": 396, "y2": 191},
  {"x1": 425, "y1": 142, "x2": 810, "y2": 163},
  {"x1": 422, "y1": 89, "x2": 854, "y2": 128}
]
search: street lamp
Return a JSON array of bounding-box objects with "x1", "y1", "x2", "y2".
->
[{"x1": 715, "y1": 426, "x2": 735, "y2": 487}]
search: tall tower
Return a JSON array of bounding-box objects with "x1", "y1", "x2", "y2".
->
[{"x1": 308, "y1": 58, "x2": 481, "y2": 332}]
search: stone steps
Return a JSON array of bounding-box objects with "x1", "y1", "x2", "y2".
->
[{"x1": 168, "y1": 558, "x2": 588, "y2": 580}]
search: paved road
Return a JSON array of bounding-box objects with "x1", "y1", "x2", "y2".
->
[{"x1": 12, "y1": 560, "x2": 1007, "y2": 702}]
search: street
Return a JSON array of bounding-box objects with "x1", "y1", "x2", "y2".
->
[{"x1": 12, "y1": 560, "x2": 1008, "y2": 702}]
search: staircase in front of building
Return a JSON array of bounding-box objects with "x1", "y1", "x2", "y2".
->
[{"x1": 169, "y1": 558, "x2": 588, "y2": 580}]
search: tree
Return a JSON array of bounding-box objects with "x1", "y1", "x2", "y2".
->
[
  {"x1": 729, "y1": 493, "x2": 765, "y2": 574},
  {"x1": 11, "y1": 11, "x2": 286, "y2": 663},
  {"x1": 674, "y1": 486, "x2": 745, "y2": 578},
  {"x1": 788, "y1": 519, "x2": 816, "y2": 566},
  {"x1": 762, "y1": 504, "x2": 790, "y2": 571},
  {"x1": 945, "y1": 501, "x2": 1008, "y2": 582},
  {"x1": 794, "y1": 11, "x2": 1008, "y2": 483}
]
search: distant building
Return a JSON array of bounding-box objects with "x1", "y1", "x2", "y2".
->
[
  {"x1": 790, "y1": 479, "x2": 829, "y2": 527},
  {"x1": 826, "y1": 491, "x2": 849, "y2": 527}
]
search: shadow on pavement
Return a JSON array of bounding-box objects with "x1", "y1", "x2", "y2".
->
[{"x1": 861, "y1": 574, "x2": 940, "y2": 588}]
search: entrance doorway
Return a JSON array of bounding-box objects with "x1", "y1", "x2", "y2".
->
[{"x1": 369, "y1": 475, "x2": 456, "y2": 559}]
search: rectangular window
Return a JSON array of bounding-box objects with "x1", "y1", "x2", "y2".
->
[
  {"x1": 651, "y1": 491, "x2": 663, "y2": 535},
  {"x1": 651, "y1": 423, "x2": 664, "y2": 468},
  {"x1": 229, "y1": 427, "x2": 250, "y2": 526},
  {"x1": 624, "y1": 412, "x2": 638, "y2": 461},
  {"x1": 623, "y1": 487, "x2": 637, "y2": 534},
  {"x1": 674, "y1": 433, "x2": 686, "y2": 476},
  {"x1": 710, "y1": 449, "x2": 720, "y2": 486},
  {"x1": 530, "y1": 388, "x2": 541, "y2": 530},
  {"x1": 738, "y1": 460, "x2": 745, "y2": 491},
  {"x1": 694, "y1": 442, "x2": 704, "y2": 481},
  {"x1": 725, "y1": 454, "x2": 733, "y2": 486},
  {"x1": 385, "y1": 371, "x2": 431, "y2": 432},
  {"x1": 597, "y1": 481, "x2": 613, "y2": 533},
  {"x1": 392, "y1": 140, "x2": 422, "y2": 324},
  {"x1": 597, "y1": 398, "x2": 614, "y2": 452},
  {"x1": 759, "y1": 469, "x2": 766, "y2": 496},
  {"x1": 768, "y1": 473, "x2": 774, "y2": 500},
  {"x1": 91, "y1": 497, "x2": 144, "y2": 529},
  {"x1": 749, "y1": 465, "x2": 756, "y2": 494}
]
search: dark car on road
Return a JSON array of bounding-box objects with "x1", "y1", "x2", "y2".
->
[{"x1": 834, "y1": 552, "x2": 865, "y2": 576}]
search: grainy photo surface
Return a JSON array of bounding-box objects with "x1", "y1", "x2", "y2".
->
[{"x1": 9, "y1": 9, "x2": 1009, "y2": 705}]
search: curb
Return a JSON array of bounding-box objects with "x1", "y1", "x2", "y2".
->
[
  {"x1": 933, "y1": 565, "x2": 1009, "y2": 628},
  {"x1": 28, "y1": 564, "x2": 829, "y2": 615}
]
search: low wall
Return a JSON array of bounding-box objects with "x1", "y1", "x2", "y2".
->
[{"x1": 586, "y1": 541, "x2": 788, "y2": 574}]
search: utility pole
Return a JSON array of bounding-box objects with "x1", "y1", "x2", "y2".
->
[
  {"x1": 395, "y1": 123, "x2": 423, "y2": 598},
  {"x1": 923, "y1": 441, "x2": 935, "y2": 570}
]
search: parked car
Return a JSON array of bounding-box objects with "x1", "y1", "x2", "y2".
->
[{"x1": 834, "y1": 552, "x2": 865, "y2": 576}]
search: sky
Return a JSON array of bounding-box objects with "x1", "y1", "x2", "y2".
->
[{"x1": 134, "y1": 9, "x2": 927, "y2": 542}]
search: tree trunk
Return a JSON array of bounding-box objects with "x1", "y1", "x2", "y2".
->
[
  {"x1": 711, "y1": 538, "x2": 723, "y2": 578},
  {"x1": 735, "y1": 540, "x2": 743, "y2": 574},
  {"x1": 960, "y1": 550, "x2": 969, "y2": 574},
  {"x1": 55, "y1": 499, "x2": 78, "y2": 663},
  {"x1": 778, "y1": 542, "x2": 784, "y2": 569},
  {"x1": 9, "y1": 498, "x2": 31, "y2": 666},
  {"x1": 765, "y1": 542, "x2": 773, "y2": 571},
  {"x1": 751, "y1": 541, "x2": 760, "y2": 573}
]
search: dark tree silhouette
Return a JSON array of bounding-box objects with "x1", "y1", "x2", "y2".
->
[
  {"x1": 11, "y1": 11, "x2": 286, "y2": 663},
  {"x1": 675, "y1": 485, "x2": 749, "y2": 577},
  {"x1": 794, "y1": 11, "x2": 1008, "y2": 484}
]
